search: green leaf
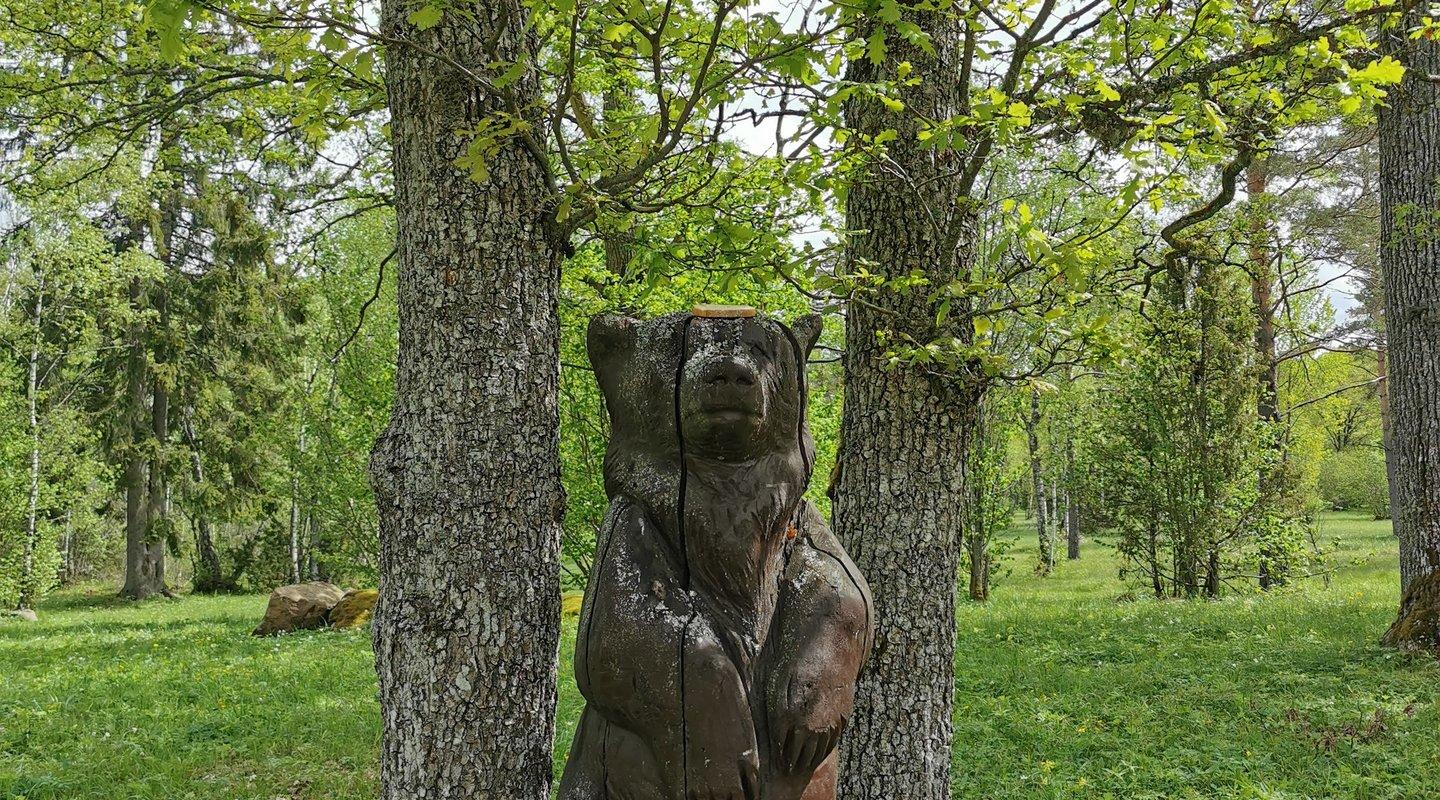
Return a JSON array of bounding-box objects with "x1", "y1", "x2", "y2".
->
[
  {"x1": 493, "y1": 60, "x2": 526, "y2": 88},
  {"x1": 408, "y1": 5, "x2": 444, "y2": 31},
  {"x1": 1352, "y1": 56, "x2": 1405, "y2": 85},
  {"x1": 867, "y1": 30, "x2": 887, "y2": 66}
]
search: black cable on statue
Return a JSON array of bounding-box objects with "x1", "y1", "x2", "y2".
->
[{"x1": 674, "y1": 314, "x2": 698, "y2": 798}]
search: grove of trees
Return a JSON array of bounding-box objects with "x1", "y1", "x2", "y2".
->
[{"x1": 2, "y1": 0, "x2": 1438, "y2": 798}]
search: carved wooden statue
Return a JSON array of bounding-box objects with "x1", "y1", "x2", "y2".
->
[{"x1": 559, "y1": 308, "x2": 874, "y2": 800}]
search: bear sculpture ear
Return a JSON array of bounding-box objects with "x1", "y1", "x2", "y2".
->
[
  {"x1": 788, "y1": 313, "x2": 824, "y2": 363},
  {"x1": 587, "y1": 315, "x2": 638, "y2": 381}
]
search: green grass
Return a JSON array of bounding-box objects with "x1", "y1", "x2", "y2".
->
[
  {"x1": 3, "y1": 513, "x2": 1436, "y2": 799},
  {"x1": 950, "y1": 513, "x2": 1440, "y2": 799}
]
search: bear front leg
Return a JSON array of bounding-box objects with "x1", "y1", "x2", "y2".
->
[
  {"x1": 573, "y1": 499, "x2": 759, "y2": 800},
  {"x1": 681, "y1": 635, "x2": 762, "y2": 800},
  {"x1": 765, "y1": 502, "x2": 874, "y2": 777}
]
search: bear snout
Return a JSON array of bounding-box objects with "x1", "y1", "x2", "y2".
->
[
  {"x1": 687, "y1": 355, "x2": 766, "y2": 422},
  {"x1": 700, "y1": 357, "x2": 758, "y2": 389}
]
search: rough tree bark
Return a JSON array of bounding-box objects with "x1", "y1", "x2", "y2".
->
[
  {"x1": 964, "y1": 404, "x2": 993, "y2": 601},
  {"x1": 1377, "y1": 345, "x2": 1402, "y2": 522},
  {"x1": 181, "y1": 412, "x2": 231, "y2": 594},
  {"x1": 120, "y1": 274, "x2": 165, "y2": 600},
  {"x1": 1378, "y1": 4, "x2": 1440, "y2": 637},
  {"x1": 834, "y1": 6, "x2": 982, "y2": 797},
  {"x1": 367, "y1": 2, "x2": 565, "y2": 797},
  {"x1": 122, "y1": 137, "x2": 180, "y2": 601},
  {"x1": 1027, "y1": 392, "x2": 1053, "y2": 575},
  {"x1": 146, "y1": 283, "x2": 170, "y2": 585},
  {"x1": 1247, "y1": 157, "x2": 1285, "y2": 589}
]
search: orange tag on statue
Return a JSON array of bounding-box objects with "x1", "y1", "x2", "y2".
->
[{"x1": 693, "y1": 304, "x2": 757, "y2": 318}]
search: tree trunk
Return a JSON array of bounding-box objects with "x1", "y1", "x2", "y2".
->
[
  {"x1": 289, "y1": 430, "x2": 303, "y2": 585},
  {"x1": 1377, "y1": 345, "x2": 1401, "y2": 522},
  {"x1": 1378, "y1": 5, "x2": 1440, "y2": 612},
  {"x1": 1205, "y1": 549, "x2": 1221, "y2": 599},
  {"x1": 181, "y1": 413, "x2": 229, "y2": 593},
  {"x1": 1148, "y1": 519, "x2": 1163, "y2": 598},
  {"x1": 146, "y1": 284, "x2": 170, "y2": 587},
  {"x1": 964, "y1": 413, "x2": 991, "y2": 602},
  {"x1": 19, "y1": 269, "x2": 44, "y2": 610},
  {"x1": 1065, "y1": 436, "x2": 1080, "y2": 560},
  {"x1": 834, "y1": 7, "x2": 980, "y2": 797},
  {"x1": 61, "y1": 512, "x2": 73, "y2": 585},
  {"x1": 306, "y1": 512, "x2": 324, "y2": 581},
  {"x1": 121, "y1": 275, "x2": 165, "y2": 600},
  {"x1": 967, "y1": 521, "x2": 989, "y2": 602},
  {"x1": 368, "y1": 2, "x2": 564, "y2": 797},
  {"x1": 1248, "y1": 157, "x2": 1286, "y2": 589},
  {"x1": 1027, "y1": 393, "x2": 1053, "y2": 575}
]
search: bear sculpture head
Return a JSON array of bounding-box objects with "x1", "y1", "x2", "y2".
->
[{"x1": 587, "y1": 311, "x2": 823, "y2": 527}]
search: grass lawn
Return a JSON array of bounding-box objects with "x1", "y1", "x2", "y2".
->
[{"x1": 2, "y1": 512, "x2": 1437, "y2": 799}]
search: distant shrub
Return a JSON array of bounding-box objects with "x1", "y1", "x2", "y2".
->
[{"x1": 1316, "y1": 449, "x2": 1389, "y2": 518}]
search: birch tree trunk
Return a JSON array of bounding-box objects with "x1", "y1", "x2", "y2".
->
[
  {"x1": 289, "y1": 430, "x2": 303, "y2": 585},
  {"x1": 19, "y1": 269, "x2": 44, "y2": 610},
  {"x1": 1065, "y1": 436, "x2": 1079, "y2": 561},
  {"x1": 1378, "y1": 5, "x2": 1440, "y2": 603},
  {"x1": 368, "y1": 2, "x2": 564, "y2": 796},
  {"x1": 835, "y1": 6, "x2": 981, "y2": 797}
]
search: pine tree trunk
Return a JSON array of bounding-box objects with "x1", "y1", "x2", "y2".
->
[
  {"x1": 193, "y1": 514, "x2": 223, "y2": 592},
  {"x1": 1378, "y1": 6, "x2": 1440, "y2": 604},
  {"x1": 834, "y1": 7, "x2": 980, "y2": 797},
  {"x1": 181, "y1": 413, "x2": 229, "y2": 593},
  {"x1": 121, "y1": 275, "x2": 165, "y2": 600},
  {"x1": 368, "y1": 2, "x2": 564, "y2": 796},
  {"x1": 146, "y1": 285, "x2": 170, "y2": 590}
]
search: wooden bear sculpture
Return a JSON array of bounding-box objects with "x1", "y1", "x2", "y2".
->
[{"x1": 559, "y1": 310, "x2": 874, "y2": 800}]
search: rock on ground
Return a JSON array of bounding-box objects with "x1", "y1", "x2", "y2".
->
[
  {"x1": 328, "y1": 588, "x2": 378, "y2": 630},
  {"x1": 252, "y1": 581, "x2": 345, "y2": 636},
  {"x1": 3, "y1": 609, "x2": 39, "y2": 622}
]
